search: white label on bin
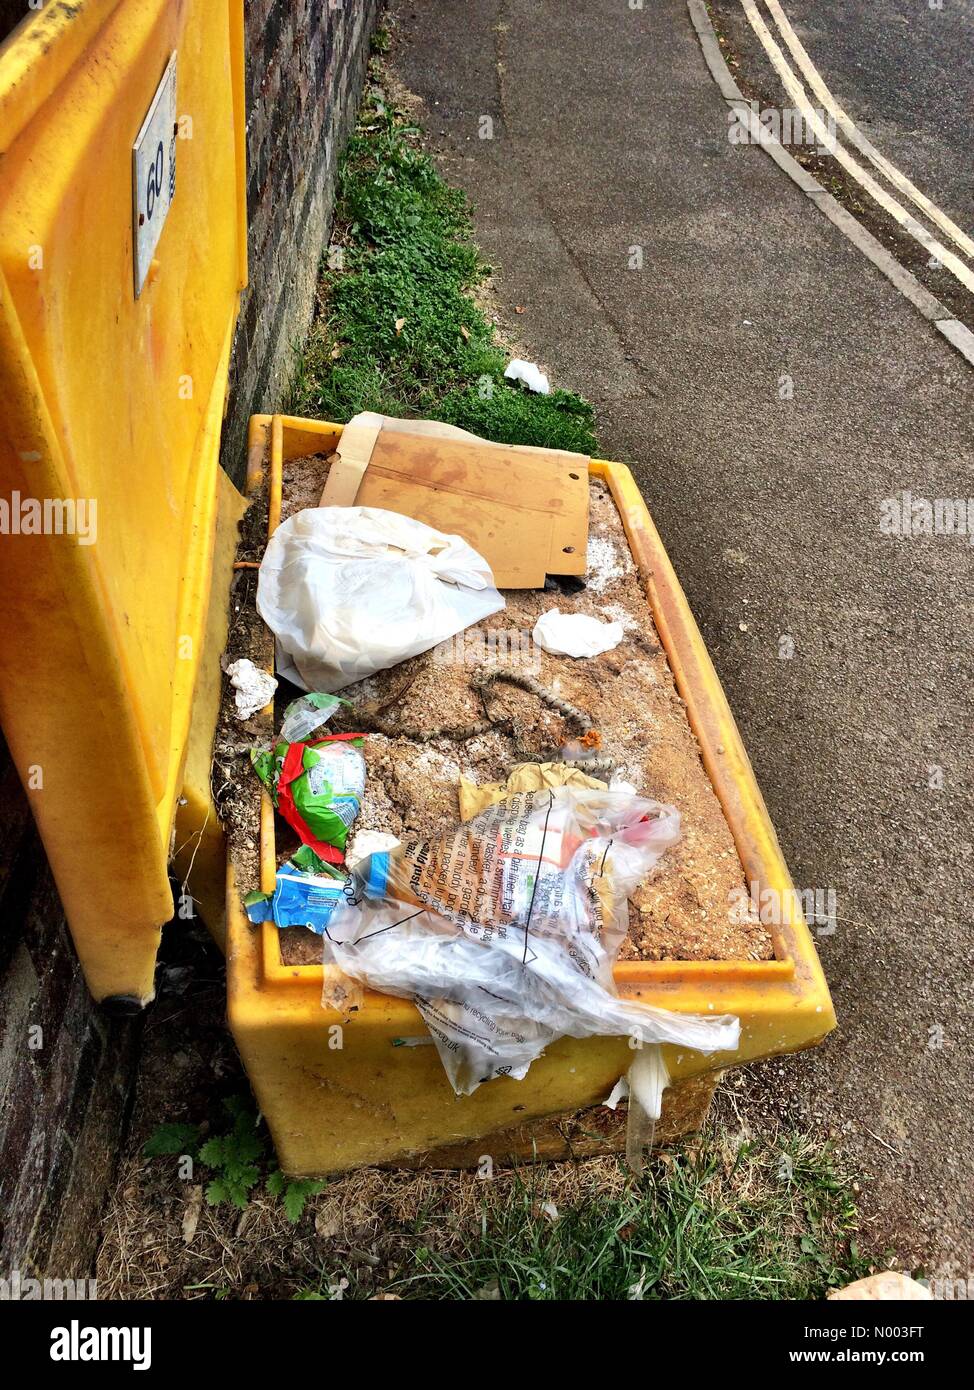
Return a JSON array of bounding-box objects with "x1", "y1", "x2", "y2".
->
[{"x1": 132, "y1": 52, "x2": 177, "y2": 297}]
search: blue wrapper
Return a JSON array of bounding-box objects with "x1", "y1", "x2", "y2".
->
[{"x1": 245, "y1": 869, "x2": 347, "y2": 933}]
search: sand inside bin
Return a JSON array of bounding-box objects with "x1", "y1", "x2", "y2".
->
[{"x1": 215, "y1": 454, "x2": 772, "y2": 969}]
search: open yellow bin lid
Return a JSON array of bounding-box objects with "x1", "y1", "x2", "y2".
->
[{"x1": 0, "y1": 1, "x2": 247, "y2": 1002}]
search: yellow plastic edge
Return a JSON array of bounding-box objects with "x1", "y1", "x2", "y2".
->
[{"x1": 0, "y1": 2, "x2": 125, "y2": 151}]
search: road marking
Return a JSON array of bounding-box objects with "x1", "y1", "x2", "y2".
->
[
  {"x1": 763, "y1": 0, "x2": 974, "y2": 261},
  {"x1": 738, "y1": 0, "x2": 974, "y2": 296},
  {"x1": 686, "y1": 0, "x2": 973, "y2": 370}
]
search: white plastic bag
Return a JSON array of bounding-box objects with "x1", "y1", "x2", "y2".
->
[
  {"x1": 504, "y1": 358, "x2": 551, "y2": 394},
  {"x1": 625, "y1": 1045, "x2": 670, "y2": 1174},
  {"x1": 320, "y1": 786, "x2": 740, "y2": 1094},
  {"x1": 257, "y1": 506, "x2": 505, "y2": 692},
  {"x1": 279, "y1": 691, "x2": 348, "y2": 742}
]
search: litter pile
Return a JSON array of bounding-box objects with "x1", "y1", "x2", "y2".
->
[
  {"x1": 318, "y1": 786, "x2": 737, "y2": 1099},
  {"x1": 220, "y1": 413, "x2": 757, "y2": 1153}
]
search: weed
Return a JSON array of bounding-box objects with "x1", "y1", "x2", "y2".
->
[
  {"x1": 144, "y1": 1097, "x2": 324, "y2": 1223},
  {"x1": 142, "y1": 1122, "x2": 200, "y2": 1159},
  {"x1": 287, "y1": 87, "x2": 597, "y2": 455},
  {"x1": 198, "y1": 1097, "x2": 264, "y2": 1211},
  {"x1": 292, "y1": 1131, "x2": 870, "y2": 1302}
]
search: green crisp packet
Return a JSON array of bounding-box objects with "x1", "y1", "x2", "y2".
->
[{"x1": 251, "y1": 731, "x2": 365, "y2": 864}]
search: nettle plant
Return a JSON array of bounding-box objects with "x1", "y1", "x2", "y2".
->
[{"x1": 144, "y1": 1096, "x2": 324, "y2": 1222}]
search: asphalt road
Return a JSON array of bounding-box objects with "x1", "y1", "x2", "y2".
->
[
  {"x1": 388, "y1": 0, "x2": 974, "y2": 1270},
  {"x1": 759, "y1": 0, "x2": 974, "y2": 236}
]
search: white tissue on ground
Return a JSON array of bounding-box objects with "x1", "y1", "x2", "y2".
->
[
  {"x1": 503, "y1": 358, "x2": 550, "y2": 394},
  {"x1": 532, "y1": 608, "x2": 624, "y2": 658},
  {"x1": 604, "y1": 1077, "x2": 630, "y2": 1110},
  {"x1": 225, "y1": 658, "x2": 278, "y2": 720},
  {"x1": 609, "y1": 777, "x2": 639, "y2": 797}
]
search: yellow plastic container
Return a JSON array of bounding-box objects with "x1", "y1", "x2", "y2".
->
[
  {"x1": 228, "y1": 415, "x2": 836, "y2": 1175},
  {"x1": 0, "y1": 2, "x2": 247, "y2": 1002}
]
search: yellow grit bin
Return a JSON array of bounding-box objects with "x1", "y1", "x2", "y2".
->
[{"x1": 227, "y1": 416, "x2": 835, "y2": 1175}]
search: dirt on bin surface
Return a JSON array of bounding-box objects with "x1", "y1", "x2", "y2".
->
[
  {"x1": 211, "y1": 486, "x2": 272, "y2": 895},
  {"x1": 216, "y1": 451, "x2": 772, "y2": 968}
]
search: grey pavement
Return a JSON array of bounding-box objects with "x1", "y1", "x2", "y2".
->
[{"x1": 389, "y1": 0, "x2": 974, "y2": 1268}]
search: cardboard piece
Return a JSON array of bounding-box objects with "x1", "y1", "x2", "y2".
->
[{"x1": 320, "y1": 413, "x2": 590, "y2": 588}]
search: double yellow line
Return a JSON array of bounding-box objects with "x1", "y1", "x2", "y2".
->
[{"x1": 739, "y1": 0, "x2": 974, "y2": 294}]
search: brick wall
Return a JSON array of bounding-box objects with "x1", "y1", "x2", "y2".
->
[
  {"x1": 222, "y1": 0, "x2": 381, "y2": 482},
  {"x1": 0, "y1": 734, "x2": 142, "y2": 1278}
]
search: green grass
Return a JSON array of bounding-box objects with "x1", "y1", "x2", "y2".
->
[
  {"x1": 294, "y1": 1131, "x2": 870, "y2": 1301},
  {"x1": 287, "y1": 72, "x2": 597, "y2": 455}
]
